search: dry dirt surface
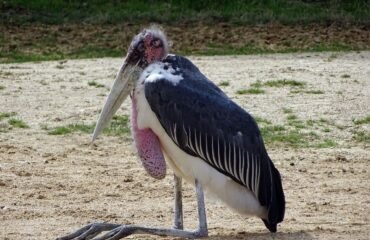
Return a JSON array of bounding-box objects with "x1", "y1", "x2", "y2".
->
[{"x1": 0, "y1": 52, "x2": 369, "y2": 240}]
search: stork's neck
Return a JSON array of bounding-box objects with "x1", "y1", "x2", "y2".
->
[{"x1": 131, "y1": 96, "x2": 139, "y2": 130}]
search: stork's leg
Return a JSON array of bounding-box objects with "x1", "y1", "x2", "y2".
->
[
  {"x1": 173, "y1": 174, "x2": 183, "y2": 230},
  {"x1": 195, "y1": 179, "x2": 208, "y2": 234},
  {"x1": 56, "y1": 179, "x2": 208, "y2": 240}
]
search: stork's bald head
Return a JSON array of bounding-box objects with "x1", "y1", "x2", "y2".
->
[{"x1": 127, "y1": 27, "x2": 169, "y2": 68}]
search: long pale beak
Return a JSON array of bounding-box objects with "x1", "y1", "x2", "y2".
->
[{"x1": 92, "y1": 60, "x2": 138, "y2": 141}]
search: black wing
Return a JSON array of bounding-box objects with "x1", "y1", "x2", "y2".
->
[{"x1": 144, "y1": 55, "x2": 285, "y2": 231}]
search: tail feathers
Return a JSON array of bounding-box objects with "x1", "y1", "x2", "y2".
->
[
  {"x1": 262, "y1": 219, "x2": 277, "y2": 232},
  {"x1": 263, "y1": 164, "x2": 285, "y2": 232}
]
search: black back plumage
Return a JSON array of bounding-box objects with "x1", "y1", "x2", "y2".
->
[{"x1": 144, "y1": 55, "x2": 285, "y2": 231}]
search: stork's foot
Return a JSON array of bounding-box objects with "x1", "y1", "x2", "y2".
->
[
  {"x1": 56, "y1": 222, "x2": 121, "y2": 240},
  {"x1": 57, "y1": 222, "x2": 208, "y2": 240},
  {"x1": 58, "y1": 178, "x2": 207, "y2": 239}
]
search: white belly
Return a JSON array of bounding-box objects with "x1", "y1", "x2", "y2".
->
[{"x1": 134, "y1": 85, "x2": 267, "y2": 219}]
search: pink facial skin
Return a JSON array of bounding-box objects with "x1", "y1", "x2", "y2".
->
[
  {"x1": 131, "y1": 97, "x2": 166, "y2": 179},
  {"x1": 144, "y1": 34, "x2": 166, "y2": 64}
]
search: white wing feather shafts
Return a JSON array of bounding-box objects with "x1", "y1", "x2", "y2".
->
[{"x1": 171, "y1": 123, "x2": 262, "y2": 198}]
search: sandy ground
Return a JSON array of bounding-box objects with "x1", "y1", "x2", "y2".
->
[{"x1": 0, "y1": 52, "x2": 369, "y2": 240}]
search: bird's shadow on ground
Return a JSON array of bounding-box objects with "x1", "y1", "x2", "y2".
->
[{"x1": 207, "y1": 230, "x2": 313, "y2": 240}]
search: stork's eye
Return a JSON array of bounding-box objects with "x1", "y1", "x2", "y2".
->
[
  {"x1": 137, "y1": 42, "x2": 145, "y2": 52},
  {"x1": 152, "y1": 39, "x2": 162, "y2": 48}
]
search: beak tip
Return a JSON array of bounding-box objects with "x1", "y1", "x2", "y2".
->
[
  {"x1": 91, "y1": 125, "x2": 100, "y2": 142},
  {"x1": 92, "y1": 128, "x2": 100, "y2": 142}
]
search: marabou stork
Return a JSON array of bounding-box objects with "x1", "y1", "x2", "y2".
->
[{"x1": 58, "y1": 27, "x2": 285, "y2": 240}]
